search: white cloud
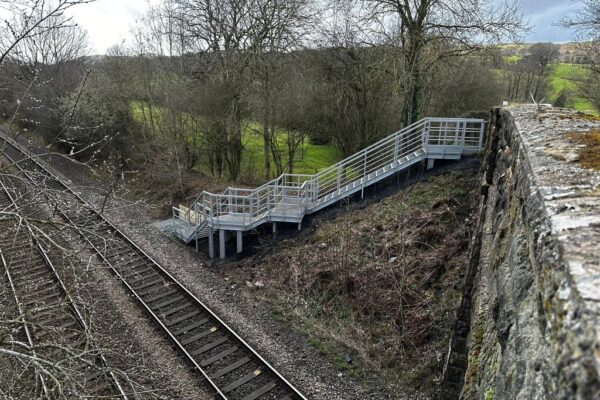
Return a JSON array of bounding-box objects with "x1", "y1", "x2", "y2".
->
[
  {"x1": 66, "y1": 0, "x2": 150, "y2": 54},
  {"x1": 65, "y1": 0, "x2": 584, "y2": 54}
]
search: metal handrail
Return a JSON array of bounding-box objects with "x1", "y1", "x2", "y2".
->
[{"x1": 175, "y1": 117, "x2": 485, "y2": 234}]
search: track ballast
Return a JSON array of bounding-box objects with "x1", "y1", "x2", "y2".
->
[{"x1": 0, "y1": 134, "x2": 307, "y2": 400}]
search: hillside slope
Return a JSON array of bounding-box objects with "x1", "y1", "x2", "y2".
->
[{"x1": 234, "y1": 170, "x2": 480, "y2": 397}]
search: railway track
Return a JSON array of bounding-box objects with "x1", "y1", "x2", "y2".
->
[
  {"x1": 0, "y1": 180, "x2": 127, "y2": 398},
  {"x1": 0, "y1": 135, "x2": 307, "y2": 400}
]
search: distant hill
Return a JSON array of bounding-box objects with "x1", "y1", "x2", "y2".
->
[{"x1": 499, "y1": 42, "x2": 583, "y2": 63}]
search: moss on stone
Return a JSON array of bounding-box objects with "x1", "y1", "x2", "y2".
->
[
  {"x1": 462, "y1": 324, "x2": 486, "y2": 397},
  {"x1": 566, "y1": 130, "x2": 600, "y2": 170}
]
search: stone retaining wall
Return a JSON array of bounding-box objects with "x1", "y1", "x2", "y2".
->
[{"x1": 442, "y1": 106, "x2": 600, "y2": 399}]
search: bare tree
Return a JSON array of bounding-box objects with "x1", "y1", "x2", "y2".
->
[
  {"x1": 499, "y1": 43, "x2": 559, "y2": 102},
  {"x1": 358, "y1": 0, "x2": 525, "y2": 124},
  {"x1": 249, "y1": 0, "x2": 314, "y2": 178},
  {"x1": 563, "y1": 0, "x2": 600, "y2": 110},
  {"x1": 528, "y1": 42, "x2": 560, "y2": 101},
  {"x1": 0, "y1": 0, "x2": 93, "y2": 66}
]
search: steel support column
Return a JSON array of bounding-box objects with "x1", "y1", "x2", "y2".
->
[
  {"x1": 236, "y1": 231, "x2": 243, "y2": 254},
  {"x1": 208, "y1": 227, "x2": 214, "y2": 259},
  {"x1": 219, "y1": 229, "x2": 226, "y2": 259}
]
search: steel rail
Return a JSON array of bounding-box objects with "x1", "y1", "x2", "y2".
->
[
  {"x1": 0, "y1": 178, "x2": 128, "y2": 399},
  {"x1": 0, "y1": 134, "x2": 307, "y2": 400},
  {"x1": 0, "y1": 188, "x2": 49, "y2": 398}
]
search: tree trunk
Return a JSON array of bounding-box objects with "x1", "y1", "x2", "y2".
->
[
  {"x1": 401, "y1": 38, "x2": 423, "y2": 126},
  {"x1": 262, "y1": 68, "x2": 272, "y2": 179}
]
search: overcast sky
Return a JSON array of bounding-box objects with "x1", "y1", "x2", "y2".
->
[{"x1": 66, "y1": 0, "x2": 585, "y2": 54}]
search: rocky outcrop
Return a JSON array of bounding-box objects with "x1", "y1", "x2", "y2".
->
[{"x1": 442, "y1": 106, "x2": 600, "y2": 399}]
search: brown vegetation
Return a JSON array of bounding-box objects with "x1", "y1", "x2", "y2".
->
[
  {"x1": 566, "y1": 129, "x2": 600, "y2": 170},
  {"x1": 236, "y1": 171, "x2": 479, "y2": 395}
]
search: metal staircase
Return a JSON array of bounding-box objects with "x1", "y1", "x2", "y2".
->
[{"x1": 171, "y1": 117, "x2": 486, "y2": 255}]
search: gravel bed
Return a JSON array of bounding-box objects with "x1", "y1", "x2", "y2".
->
[{"x1": 47, "y1": 220, "x2": 212, "y2": 399}]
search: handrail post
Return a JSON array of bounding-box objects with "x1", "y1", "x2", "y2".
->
[
  {"x1": 478, "y1": 121, "x2": 485, "y2": 149},
  {"x1": 194, "y1": 202, "x2": 199, "y2": 252},
  {"x1": 394, "y1": 134, "x2": 399, "y2": 162},
  {"x1": 304, "y1": 184, "x2": 308, "y2": 213},
  {"x1": 444, "y1": 121, "x2": 449, "y2": 144},
  {"x1": 336, "y1": 165, "x2": 341, "y2": 193},
  {"x1": 423, "y1": 120, "x2": 430, "y2": 153},
  {"x1": 361, "y1": 151, "x2": 367, "y2": 198}
]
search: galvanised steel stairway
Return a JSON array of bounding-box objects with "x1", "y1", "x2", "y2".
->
[{"x1": 172, "y1": 117, "x2": 486, "y2": 258}]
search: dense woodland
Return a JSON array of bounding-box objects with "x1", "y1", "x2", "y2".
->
[{"x1": 1, "y1": 0, "x2": 599, "y2": 192}]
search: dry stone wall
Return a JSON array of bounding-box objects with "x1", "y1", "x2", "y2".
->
[{"x1": 442, "y1": 105, "x2": 600, "y2": 400}]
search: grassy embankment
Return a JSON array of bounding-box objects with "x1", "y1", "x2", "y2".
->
[
  {"x1": 238, "y1": 171, "x2": 479, "y2": 396},
  {"x1": 130, "y1": 101, "x2": 342, "y2": 181},
  {"x1": 548, "y1": 63, "x2": 596, "y2": 113}
]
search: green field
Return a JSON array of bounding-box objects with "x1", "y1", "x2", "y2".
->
[
  {"x1": 130, "y1": 102, "x2": 342, "y2": 180},
  {"x1": 503, "y1": 55, "x2": 521, "y2": 63},
  {"x1": 240, "y1": 123, "x2": 342, "y2": 175},
  {"x1": 548, "y1": 63, "x2": 596, "y2": 113},
  {"x1": 499, "y1": 58, "x2": 597, "y2": 113}
]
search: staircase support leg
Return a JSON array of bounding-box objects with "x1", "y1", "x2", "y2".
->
[
  {"x1": 273, "y1": 222, "x2": 277, "y2": 234},
  {"x1": 219, "y1": 229, "x2": 226, "y2": 260},
  {"x1": 297, "y1": 222, "x2": 301, "y2": 231},
  {"x1": 236, "y1": 231, "x2": 243, "y2": 254},
  {"x1": 208, "y1": 227, "x2": 214, "y2": 259},
  {"x1": 427, "y1": 159, "x2": 435, "y2": 170}
]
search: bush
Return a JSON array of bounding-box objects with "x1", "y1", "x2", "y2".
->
[
  {"x1": 59, "y1": 70, "x2": 137, "y2": 160},
  {"x1": 554, "y1": 89, "x2": 570, "y2": 108}
]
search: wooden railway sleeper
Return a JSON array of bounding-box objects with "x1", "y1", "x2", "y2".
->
[
  {"x1": 137, "y1": 283, "x2": 171, "y2": 298},
  {"x1": 165, "y1": 310, "x2": 202, "y2": 327},
  {"x1": 159, "y1": 302, "x2": 193, "y2": 318},
  {"x1": 242, "y1": 381, "x2": 278, "y2": 400},
  {"x1": 221, "y1": 367, "x2": 263, "y2": 393},
  {"x1": 210, "y1": 356, "x2": 251, "y2": 379},
  {"x1": 132, "y1": 277, "x2": 164, "y2": 291},
  {"x1": 172, "y1": 318, "x2": 211, "y2": 336},
  {"x1": 129, "y1": 273, "x2": 161, "y2": 287},
  {"x1": 180, "y1": 325, "x2": 219, "y2": 346},
  {"x1": 14, "y1": 263, "x2": 50, "y2": 275},
  {"x1": 12, "y1": 269, "x2": 52, "y2": 283},
  {"x1": 150, "y1": 294, "x2": 185, "y2": 311},
  {"x1": 190, "y1": 336, "x2": 229, "y2": 356},
  {"x1": 200, "y1": 345, "x2": 239, "y2": 367},
  {"x1": 24, "y1": 291, "x2": 62, "y2": 307},
  {"x1": 143, "y1": 288, "x2": 177, "y2": 303},
  {"x1": 13, "y1": 277, "x2": 55, "y2": 291},
  {"x1": 122, "y1": 267, "x2": 155, "y2": 281},
  {"x1": 21, "y1": 285, "x2": 57, "y2": 300}
]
